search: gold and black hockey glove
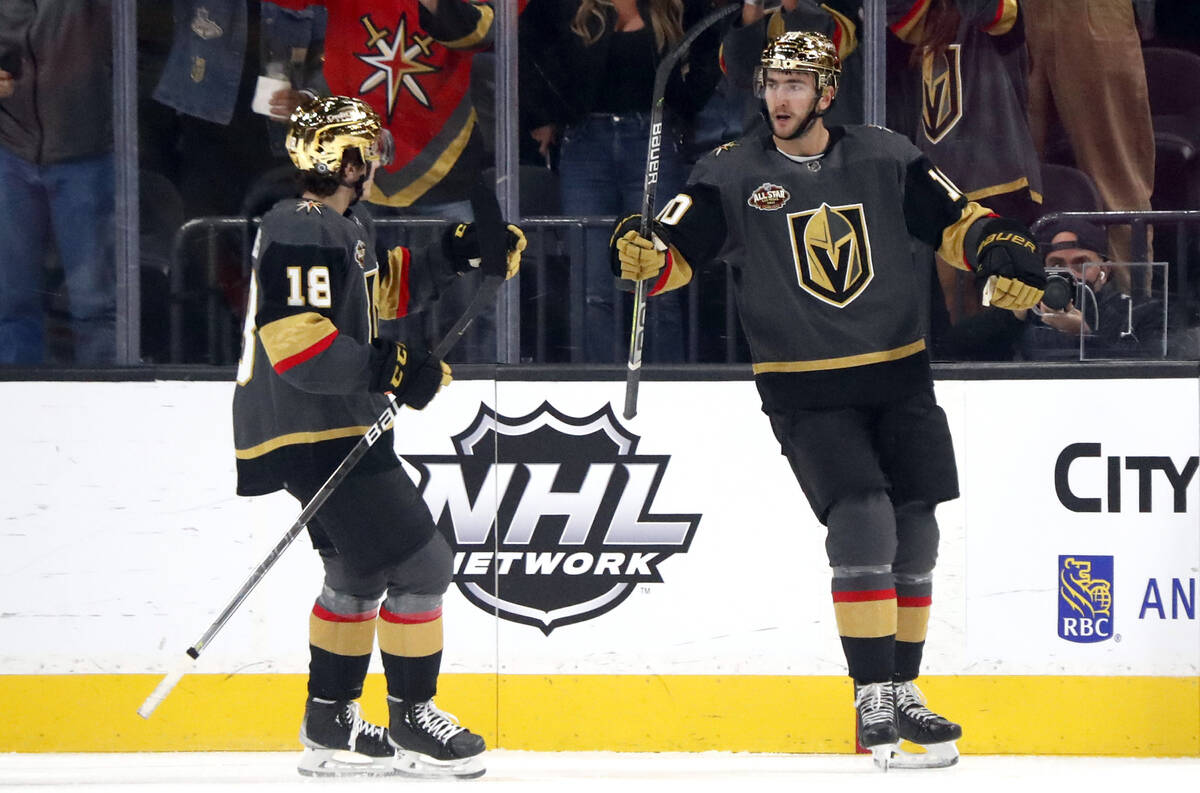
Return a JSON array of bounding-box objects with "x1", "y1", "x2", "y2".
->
[
  {"x1": 610, "y1": 214, "x2": 670, "y2": 283},
  {"x1": 975, "y1": 217, "x2": 1046, "y2": 310},
  {"x1": 371, "y1": 341, "x2": 452, "y2": 409},
  {"x1": 443, "y1": 222, "x2": 527, "y2": 279}
]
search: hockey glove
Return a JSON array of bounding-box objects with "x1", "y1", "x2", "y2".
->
[
  {"x1": 371, "y1": 341, "x2": 452, "y2": 409},
  {"x1": 610, "y1": 214, "x2": 670, "y2": 282},
  {"x1": 444, "y1": 222, "x2": 527, "y2": 279},
  {"x1": 975, "y1": 217, "x2": 1046, "y2": 311}
]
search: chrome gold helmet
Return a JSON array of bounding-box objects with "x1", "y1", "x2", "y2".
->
[
  {"x1": 285, "y1": 96, "x2": 393, "y2": 175},
  {"x1": 755, "y1": 30, "x2": 841, "y2": 96}
]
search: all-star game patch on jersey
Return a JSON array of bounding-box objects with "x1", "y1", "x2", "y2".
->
[
  {"x1": 232, "y1": 197, "x2": 458, "y2": 496},
  {"x1": 653, "y1": 125, "x2": 995, "y2": 412}
]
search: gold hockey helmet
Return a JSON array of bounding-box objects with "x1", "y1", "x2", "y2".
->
[
  {"x1": 285, "y1": 96, "x2": 394, "y2": 175},
  {"x1": 755, "y1": 30, "x2": 841, "y2": 96}
]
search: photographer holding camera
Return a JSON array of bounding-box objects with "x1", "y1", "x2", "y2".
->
[{"x1": 1020, "y1": 218, "x2": 1163, "y2": 359}]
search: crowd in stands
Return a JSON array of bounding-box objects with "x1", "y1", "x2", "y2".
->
[{"x1": 1, "y1": 0, "x2": 1198, "y2": 366}]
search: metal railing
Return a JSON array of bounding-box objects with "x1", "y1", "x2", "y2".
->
[{"x1": 167, "y1": 215, "x2": 748, "y2": 366}]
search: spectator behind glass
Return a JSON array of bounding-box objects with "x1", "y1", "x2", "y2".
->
[
  {"x1": 886, "y1": 0, "x2": 1043, "y2": 329},
  {"x1": 720, "y1": 0, "x2": 861, "y2": 134},
  {"x1": 1023, "y1": 0, "x2": 1155, "y2": 271},
  {"x1": 1020, "y1": 217, "x2": 1164, "y2": 360},
  {"x1": 149, "y1": 1, "x2": 326, "y2": 220},
  {"x1": 265, "y1": 0, "x2": 514, "y2": 364},
  {"x1": 0, "y1": 0, "x2": 115, "y2": 365},
  {"x1": 528, "y1": 0, "x2": 722, "y2": 363}
]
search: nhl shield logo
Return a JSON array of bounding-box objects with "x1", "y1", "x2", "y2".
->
[
  {"x1": 787, "y1": 202, "x2": 874, "y2": 307},
  {"x1": 405, "y1": 402, "x2": 701, "y2": 634},
  {"x1": 922, "y1": 44, "x2": 963, "y2": 144}
]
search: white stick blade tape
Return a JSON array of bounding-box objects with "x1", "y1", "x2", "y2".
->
[{"x1": 137, "y1": 659, "x2": 192, "y2": 719}]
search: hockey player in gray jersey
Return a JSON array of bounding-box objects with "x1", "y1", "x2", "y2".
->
[
  {"x1": 610, "y1": 31, "x2": 1045, "y2": 770},
  {"x1": 232, "y1": 96, "x2": 525, "y2": 779}
]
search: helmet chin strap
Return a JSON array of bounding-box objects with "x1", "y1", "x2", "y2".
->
[
  {"x1": 340, "y1": 171, "x2": 369, "y2": 204},
  {"x1": 760, "y1": 90, "x2": 830, "y2": 141},
  {"x1": 779, "y1": 94, "x2": 827, "y2": 141}
]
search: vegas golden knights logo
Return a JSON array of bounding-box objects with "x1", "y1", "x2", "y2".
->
[
  {"x1": 788, "y1": 203, "x2": 874, "y2": 307},
  {"x1": 922, "y1": 44, "x2": 963, "y2": 144}
]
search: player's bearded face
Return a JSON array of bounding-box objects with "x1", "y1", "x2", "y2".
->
[{"x1": 764, "y1": 70, "x2": 821, "y2": 140}]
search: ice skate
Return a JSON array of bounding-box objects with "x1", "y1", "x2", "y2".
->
[
  {"x1": 854, "y1": 681, "x2": 899, "y2": 772},
  {"x1": 297, "y1": 698, "x2": 394, "y2": 777},
  {"x1": 388, "y1": 697, "x2": 486, "y2": 779},
  {"x1": 891, "y1": 680, "x2": 961, "y2": 769}
]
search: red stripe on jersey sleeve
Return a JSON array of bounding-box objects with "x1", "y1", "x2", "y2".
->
[
  {"x1": 395, "y1": 247, "x2": 412, "y2": 318},
  {"x1": 648, "y1": 250, "x2": 673, "y2": 297},
  {"x1": 273, "y1": 329, "x2": 339, "y2": 374}
]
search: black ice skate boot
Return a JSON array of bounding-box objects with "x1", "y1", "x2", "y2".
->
[
  {"x1": 854, "y1": 681, "x2": 899, "y2": 771},
  {"x1": 892, "y1": 680, "x2": 961, "y2": 769},
  {"x1": 387, "y1": 696, "x2": 486, "y2": 778},
  {"x1": 297, "y1": 698, "x2": 394, "y2": 777}
]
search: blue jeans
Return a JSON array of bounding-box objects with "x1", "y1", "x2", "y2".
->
[
  {"x1": 0, "y1": 147, "x2": 116, "y2": 364},
  {"x1": 559, "y1": 113, "x2": 687, "y2": 363}
]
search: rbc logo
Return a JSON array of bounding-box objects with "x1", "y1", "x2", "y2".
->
[{"x1": 1058, "y1": 555, "x2": 1114, "y2": 643}]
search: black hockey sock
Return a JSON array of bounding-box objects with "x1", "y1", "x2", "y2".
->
[
  {"x1": 894, "y1": 576, "x2": 932, "y2": 681},
  {"x1": 832, "y1": 571, "x2": 897, "y2": 684},
  {"x1": 377, "y1": 605, "x2": 443, "y2": 702},
  {"x1": 308, "y1": 602, "x2": 376, "y2": 700}
]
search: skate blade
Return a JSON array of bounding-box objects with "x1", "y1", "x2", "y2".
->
[
  {"x1": 869, "y1": 743, "x2": 898, "y2": 772},
  {"x1": 297, "y1": 748, "x2": 396, "y2": 777},
  {"x1": 889, "y1": 740, "x2": 960, "y2": 770},
  {"x1": 392, "y1": 749, "x2": 486, "y2": 779}
]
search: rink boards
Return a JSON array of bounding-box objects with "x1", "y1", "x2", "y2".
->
[{"x1": 0, "y1": 377, "x2": 1196, "y2": 756}]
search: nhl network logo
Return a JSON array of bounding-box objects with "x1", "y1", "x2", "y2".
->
[
  {"x1": 1057, "y1": 555, "x2": 1114, "y2": 643},
  {"x1": 405, "y1": 402, "x2": 702, "y2": 634}
]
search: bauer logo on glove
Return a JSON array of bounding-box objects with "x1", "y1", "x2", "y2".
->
[{"x1": 975, "y1": 218, "x2": 1046, "y2": 311}]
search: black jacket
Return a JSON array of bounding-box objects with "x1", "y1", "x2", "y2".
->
[
  {"x1": 521, "y1": 0, "x2": 723, "y2": 130},
  {"x1": 0, "y1": 0, "x2": 113, "y2": 164}
]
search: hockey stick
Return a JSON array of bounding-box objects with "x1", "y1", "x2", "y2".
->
[
  {"x1": 138, "y1": 180, "x2": 507, "y2": 720},
  {"x1": 624, "y1": 2, "x2": 739, "y2": 420}
]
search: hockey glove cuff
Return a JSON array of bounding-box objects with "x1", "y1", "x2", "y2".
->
[
  {"x1": 975, "y1": 217, "x2": 1046, "y2": 311},
  {"x1": 444, "y1": 222, "x2": 527, "y2": 280},
  {"x1": 371, "y1": 342, "x2": 451, "y2": 409}
]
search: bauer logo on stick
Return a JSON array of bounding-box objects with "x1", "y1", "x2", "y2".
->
[{"x1": 406, "y1": 402, "x2": 701, "y2": 634}]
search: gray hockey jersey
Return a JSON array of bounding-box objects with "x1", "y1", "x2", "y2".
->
[
  {"x1": 232, "y1": 197, "x2": 458, "y2": 496},
  {"x1": 655, "y1": 125, "x2": 995, "y2": 410}
]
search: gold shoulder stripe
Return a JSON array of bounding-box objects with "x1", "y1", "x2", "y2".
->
[
  {"x1": 752, "y1": 339, "x2": 926, "y2": 374},
  {"x1": 439, "y1": 4, "x2": 494, "y2": 49},
  {"x1": 259, "y1": 312, "x2": 339, "y2": 369},
  {"x1": 820, "y1": 3, "x2": 859, "y2": 57},
  {"x1": 982, "y1": 0, "x2": 1018, "y2": 35},
  {"x1": 889, "y1": 0, "x2": 930, "y2": 43},
  {"x1": 369, "y1": 110, "x2": 476, "y2": 207},
  {"x1": 235, "y1": 425, "x2": 373, "y2": 460},
  {"x1": 938, "y1": 201, "x2": 995, "y2": 271}
]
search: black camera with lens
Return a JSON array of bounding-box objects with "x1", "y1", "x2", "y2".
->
[{"x1": 1041, "y1": 268, "x2": 1079, "y2": 311}]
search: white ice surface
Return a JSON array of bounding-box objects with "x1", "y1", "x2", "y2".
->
[{"x1": 0, "y1": 751, "x2": 1197, "y2": 792}]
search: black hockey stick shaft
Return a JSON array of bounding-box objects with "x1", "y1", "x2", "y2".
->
[
  {"x1": 625, "y1": 2, "x2": 739, "y2": 420},
  {"x1": 139, "y1": 178, "x2": 508, "y2": 719}
]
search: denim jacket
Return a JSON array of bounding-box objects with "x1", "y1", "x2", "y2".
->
[{"x1": 153, "y1": 0, "x2": 323, "y2": 125}]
